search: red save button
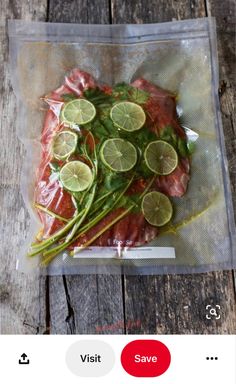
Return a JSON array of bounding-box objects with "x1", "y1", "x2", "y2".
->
[{"x1": 121, "y1": 340, "x2": 171, "y2": 377}]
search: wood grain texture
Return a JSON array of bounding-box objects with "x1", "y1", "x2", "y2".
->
[
  {"x1": 111, "y1": 0, "x2": 236, "y2": 334},
  {"x1": 48, "y1": 0, "x2": 111, "y2": 23},
  {"x1": 207, "y1": 0, "x2": 236, "y2": 212},
  {"x1": 0, "y1": 0, "x2": 47, "y2": 334},
  {"x1": 47, "y1": 0, "x2": 125, "y2": 335},
  {"x1": 206, "y1": 0, "x2": 236, "y2": 309},
  {"x1": 125, "y1": 272, "x2": 236, "y2": 334},
  {"x1": 111, "y1": 0, "x2": 206, "y2": 23}
]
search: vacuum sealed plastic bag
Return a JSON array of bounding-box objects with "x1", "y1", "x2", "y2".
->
[{"x1": 8, "y1": 18, "x2": 236, "y2": 275}]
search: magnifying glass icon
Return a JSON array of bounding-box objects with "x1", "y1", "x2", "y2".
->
[{"x1": 209, "y1": 308, "x2": 217, "y2": 317}]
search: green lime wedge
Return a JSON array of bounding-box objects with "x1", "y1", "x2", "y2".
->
[
  {"x1": 110, "y1": 101, "x2": 146, "y2": 132},
  {"x1": 142, "y1": 191, "x2": 173, "y2": 227},
  {"x1": 100, "y1": 138, "x2": 137, "y2": 172},
  {"x1": 144, "y1": 140, "x2": 178, "y2": 175},
  {"x1": 61, "y1": 98, "x2": 96, "y2": 125},
  {"x1": 52, "y1": 130, "x2": 78, "y2": 160},
  {"x1": 60, "y1": 161, "x2": 93, "y2": 192}
]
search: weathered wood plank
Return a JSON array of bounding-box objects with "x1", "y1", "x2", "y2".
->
[
  {"x1": 123, "y1": 276, "x2": 157, "y2": 334},
  {"x1": 0, "y1": 0, "x2": 48, "y2": 334},
  {"x1": 65, "y1": 275, "x2": 124, "y2": 334},
  {"x1": 111, "y1": 0, "x2": 236, "y2": 334},
  {"x1": 48, "y1": 0, "x2": 111, "y2": 23},
  {"x1": 125, "y1": 271, "x2": 236, "y2": 334},
  {"x1": 111, "y1": 0, "x2": 206, "y2": 23},
  {"x1": 206, "y1": 0, "x2": 236, "y2": 213},
  {"x1": 207, "y1": 0, "x2": 236, "y2": 309},
  {"x1": 47, "y1": 0, "x2": 124, "y2": 334}
]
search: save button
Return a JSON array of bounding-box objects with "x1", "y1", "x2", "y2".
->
[{"x1": 121, "y1": 340, "x2": 171, "y2": 377}]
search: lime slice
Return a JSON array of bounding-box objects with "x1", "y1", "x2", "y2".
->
[
  {"x1": 52, "y1": 131, "x2": 78, "y2": 160},
  {"x1": 110, "y1": 101, "x2": 146, "y2": 132},
  {"x1": 60, "y1": 161, "x2": 93, "y2": 192},
  {"x1": 100, "y1": 138, "x2": 137, "y2": 172},
  {"x1": 142, "y1": 191, "x2": 173, "y2": 227},
  {"x1": 144, "y1": 140, "x2": 178, "y2": 175},
  {"x1": 61, "y1": 99, "x2": 96, "y2": 125}
]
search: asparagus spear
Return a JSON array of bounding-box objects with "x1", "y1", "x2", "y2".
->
[
  {"x1": 34, "y1": 203, "x2": 69, "y2": 223},
  {"x1": 41, "y1": 175, "x2": 155, "y2": 265},
  {"x1": 28, "y1": 208, "x2": 86, "y2": 257},
  {"x1": 41, "y1": 176, "x2": 134, "y2": 264},
  {"x1": 70, "y1": 205, "x2": 135, "y2": 257}
]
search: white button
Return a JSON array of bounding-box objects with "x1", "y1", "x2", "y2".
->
[{"x1": 65, "y1": 340, "x2": 115, "y2": 377}]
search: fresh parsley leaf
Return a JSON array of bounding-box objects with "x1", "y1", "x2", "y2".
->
[
  {"x1": 115, "y1": 194, "x2": 140, "y2": 212},
  {"x1": 112, "y1": 83, "x2": 131, "y2": 100},
  {"x1": 91, "y1": 119, "x2": 109, "y2": 139},
  {"x1": 127, "y1": 194, "x2": 141, "y2": 213},
  {"x1": 112, "y1": 83, "x2": 149, "y2": 104},
  {"x1": 187, "y1": 141, "x2": 196, "y2": 155},
  {"x1": 119, "y1": 126, "x2": 156, "y2": 149},
  {"x1": 91, "y1": 115, "x2": 119, "y2": 139},
  {"x1": 104, "y1": 172, "x2": 126, "y2": 190},
  {"x1": 49, "y1": 162, "x2": 60, "y2": 172},
  {"x1": 113, "y1": 82, "x2": 130, "y2": 93},
  {"x1": 135, "y1": 127, "x2": 157, "y2": 146},
  {"x1": 135, "y1": 160, "x2": 154, "y2": 178},
  {"x1": 98, "y1": 106, "x2": 111, "y2": 119},
  {"x1": 129, "y1": 88, "x2": 149, "y2": 104},
  {"x1": 159, "y1": 125, "x2": 174, "y2": 141},
  {"x1": 83, "y1": 87, "x2": 114, "y2": 106},
  {"x1": 177, "y1": 138, "x2": 189, "y2": 158}
]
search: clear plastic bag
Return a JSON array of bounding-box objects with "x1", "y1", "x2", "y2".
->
[{"x1": 8, "y1": 17, "x2": 236, "y2": 275}]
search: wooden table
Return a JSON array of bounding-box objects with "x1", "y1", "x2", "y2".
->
[{"x1": 1, "y1": 0, "x2": 235, "y2": 334}]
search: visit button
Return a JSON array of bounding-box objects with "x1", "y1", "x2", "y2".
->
[{"x1": 121, "y1": 339, "x2": 171, "y2": 377}]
